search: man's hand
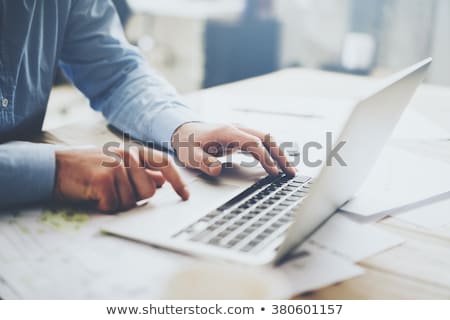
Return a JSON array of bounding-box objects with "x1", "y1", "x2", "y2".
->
[
  {"x1": 172, "y1": 122, "x2": 297, "y2": 177},
  {"x1": 54, "y1": 147, "x2": 189, "y2": 213}
]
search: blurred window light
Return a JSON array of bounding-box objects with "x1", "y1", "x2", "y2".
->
[{"x1": 341, "y1": 33, "x2": 376, "y2": 71}]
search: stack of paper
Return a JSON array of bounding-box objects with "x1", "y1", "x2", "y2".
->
[
  {"x1": 395, "y1": 196, "x2": 450, "y2": 231},
  {"x1": 341, "y1": 145, "x2": 450, "y2": 222}
]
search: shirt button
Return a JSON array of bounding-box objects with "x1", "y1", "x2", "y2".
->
[{"x1": 2, "y1": 98, "x2": 8, "y2": 108}]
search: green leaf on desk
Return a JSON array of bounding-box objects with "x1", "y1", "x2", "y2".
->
[{"x1": 40, "y1": 208, "x2": 89, "y2": 230}]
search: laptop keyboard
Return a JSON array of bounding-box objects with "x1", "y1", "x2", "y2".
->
[{"x1": 173, "y1": 174, "x2": 312, "y2": 254}]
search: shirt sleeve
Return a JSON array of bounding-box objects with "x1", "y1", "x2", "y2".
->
[
  {"x1": 0, "y1": 142, "x2": 56, "y2": 208},
  {"x1": 59, "y1": 0, "x2": 200, "y2": 150}
]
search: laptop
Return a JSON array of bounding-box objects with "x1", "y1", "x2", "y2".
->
[{"x1": 103, "y1": 58, "x2": 432, "y2": 266}]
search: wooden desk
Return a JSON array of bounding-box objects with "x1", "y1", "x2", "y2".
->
[{"x1": 45, "y1": 68, "x2": 450, "y2": 299}]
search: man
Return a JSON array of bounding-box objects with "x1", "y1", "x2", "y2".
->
[{"x1": 0, "y1": 0, "x2": 295, "y2": 212}]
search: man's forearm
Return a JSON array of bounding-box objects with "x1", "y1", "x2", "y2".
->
[{"x1": 88, "y1": 64, "x2": 200, "y2": 150}]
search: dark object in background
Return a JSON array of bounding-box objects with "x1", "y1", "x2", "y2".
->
[
  {"x1": 53, "y1": 0, "x2": 133, "y2": 86},
  {"x1": 321, "y1": 62, "x2": 372, "y2": 76},
  {"x1": 203, "y1": 0, "x2": 280, "y2": 88}
]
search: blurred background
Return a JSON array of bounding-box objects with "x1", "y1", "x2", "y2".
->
[{"x1": 46, "y1": 0, "x2": 450, "y2": 129}]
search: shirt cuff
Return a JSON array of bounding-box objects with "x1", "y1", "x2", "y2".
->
[
  {"x1": 0, "y1": 143, "x2": 56, "y2": 207},
  {"x1": 148, "y1": 103, "x2": 202, "y2": 151}
]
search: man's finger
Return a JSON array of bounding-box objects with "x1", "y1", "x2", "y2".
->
[
  {"x1": 146, "y1": 170, "x2": 166, "y2": 188},
  {"x1": 126, "y1": 149, "x2": 157, "y2": 200},
  {"x1": 140, "y1": 148, "x2": 190, "y2": 201},
  {"x1": 238, "y1": 127, "x2": 297, "y2": 176},
  {"x1": 196, "y1": 147, "x2": 222, "y2": 176},
  {"x1": 96, "y1": 184, "x2": 120, "y2": 213},
  {"x1": 174, "y1": 131, "x2": 223, "y2": 175},
  {"x1": 227, "y1": 129, "x2": 280, "y2": 175},
  {"x1": 114, "y1": 166, "x2": 138, "y2": 210},
  {"x1": 132, "y1": 170, "x2": 157, "y2": 200}
]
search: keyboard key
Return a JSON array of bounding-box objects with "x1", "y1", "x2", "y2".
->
[
  {"x1": 263, "y1": 200, "x2": 275, "y2": 206},
  {"x1": 190, "y1": 231, "x2": 209, "y2": 242},
  {"x1": 198, "y1": 217, "x2": 212, "y2": 223},
  {"x1": 251, "y1": 221, "x2": 264, "y2": 228},
  {"x1": 288, "y1": 195, "x2": 303, "y2": 201},
  {"x1": 217, "y1": 231, "x2": 230, "y2": 238},
  {"x1": 190, "y1": 221, "x2": 209, "y2": 233},
  {"x1": 279, "y1": 217, "x2": 291, "y2": 223},
  {"x1": 272, "y1": 221, "x2": 283, "y2": 228},
  {"x1": 234, "y1": 220, "x2": 246, "y2": 226},
  {"x1": 204, "y1": 212, "x2": 219, "y2": 221},
  {"x1": 244, "y1": 227, "x2": 257, "y2": 234},
  {"x1": 208, "y1": 237, "x2": 221, "y2": 245},
  {"x1": 227, "y1": 239, "x2": 240, "y2": 247},
  {"x1": 223, "y1": 214, "x2": 236, "y2": 222},
  {"x1": 241, "y1": 240, "x2": 260, "y2": 252},
  {"x1": 294, "y1": 176, "x2": 311, "y2": 183},
  {"x1": 214, "y1": 219, "x2": 227, "y2": 226},
  {"x1": 235, "y1": 233, "x2": 247, "y2": 240}
]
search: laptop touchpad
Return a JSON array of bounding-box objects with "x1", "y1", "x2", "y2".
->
[{"x1": 103, "y1": 178, "x2": 244, "y2": 241}]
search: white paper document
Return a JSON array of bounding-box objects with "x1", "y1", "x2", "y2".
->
[
  {"x1": 341, "y1": 145, "x2": 450, "y2": 221},
  {"x1": 277, "y1": 243, "x2": 364, "y2": 298},
  {"x1": 391, "y1": 109, "x2": 450, "y2": 140},
  {"x1": 309, "y1": 214, "x2": 404, "y2": 262},
  {"x1": 395, "y1": 195, "x2": 450, "y2": 230}
]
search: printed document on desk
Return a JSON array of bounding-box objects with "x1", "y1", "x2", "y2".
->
[
  {"x1": 310, "y1": 214, "x2": 404, "y2": 262},
  {"x1": 394, "y1": 196, "x2": 450, "y2": 231},
  {"x1": 341, "y1": 145, "x2": 450, "y2": 222}
]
